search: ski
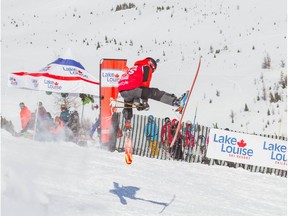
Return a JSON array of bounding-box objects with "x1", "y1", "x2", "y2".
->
[
  {"x1": 113, "y1": 106, "x2": 139, "y2": 109},
  {"x1": 124, "y1": 130, "x2": 133, "y2": 164},
  {"x1": 123, "y1": 120, "x2": 133, "y2": 165},
  {"x1": 170, "y1": 57, "x2": 202, "y2": 148},
  {"x1": 185, "y1": 106, "x2": 197, "y2": 161},
  {"x1": 110, "y1": 98, "x2": 144, "y2": 109}
]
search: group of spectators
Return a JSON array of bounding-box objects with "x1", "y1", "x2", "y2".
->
[
  {"x1": 19, "y1": 102, "x2": 80, "y2": 141},
  {"x1": 19, "y1": 101, "x2": 196, "y2": 155},
  {"x1": 143, "y1": 115, "x2": 195, "y2": 160},
  {"x1": 144, "y1": 116, "x2": 240, "y2": 167}
]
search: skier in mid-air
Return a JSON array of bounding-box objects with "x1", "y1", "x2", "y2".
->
[{"x1": 118, "y1": 57, "x2": 187, "y2": 131}]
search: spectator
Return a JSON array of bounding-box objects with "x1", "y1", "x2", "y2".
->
[
  {"x1": 170, "y1": 118, "x2": 183, "y2": 160},
  {"x1": 37, "y1": 102, "x2": 48, "y2": 120},
  {"x1": 183, "y1": 120, "x2": 195, "y2": 161},
  {"x1": 49, "y1": 116, "x2": 65, "y2": 141},
  {"x1": 60, "y1": 104, "x2": 70, "y2": 124},
  {"x1": 19, "y1": 102, "x2": 33, "y2": 133},
  {"x1": 160, "y1": 117, "x2": 172, "y2": 151},
  {"x1": 90, "y1": 117, "x2": 100, "y2": 139},
  {"x1": 79, "y1": 94, "x2": 94, "y2": 105},
  {"x1": 36, "y1": 102, "x2": 49, "y2": 132},
  {"x1": 44, "y1": 112, "x2": 54, "y2": 128},
  {"x1": 46, "y1": 112, "x2": 53, "y2": 122},
  {"x1": 66, "y1": 110, "x2": 80, "y2": 141},
  {"x1": 144, "y1": 115, "x2": 159, "y2": 157}
]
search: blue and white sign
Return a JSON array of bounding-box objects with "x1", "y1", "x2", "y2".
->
[
  {"x1": 100, "y1": 69, "x2": 123, "y2": 87},
  {"x1": 207, "y1": 128, "x2": 287, "y2": 170}
]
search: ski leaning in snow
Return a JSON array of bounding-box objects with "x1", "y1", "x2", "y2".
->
[
  {"x1": 184, "y1": 106, "x2": 197, "y2": 161},
  {"x1": 170, "y1": 57, "x2": 202, "y2": 148}
]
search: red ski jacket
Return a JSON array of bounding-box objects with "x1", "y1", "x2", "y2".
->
[
  {"x1": 184, "y1": 126, "x2": 195, "y2": 148},
  {"x1": 134, "y1": 59, "x2": 153, "y2": 88},
  {"x1": 161, "y1": 123, "x2": 173, "y2": 143},
  {"x1": 20, "y1": 106, "x2": 32, "y2": 129},
  {"x1": 118, "y1": 58, "x2": 153, "y2": 92}
]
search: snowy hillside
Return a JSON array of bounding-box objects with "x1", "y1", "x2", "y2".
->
[
  {"x1": 1, "y1": 1, "x2": 287, "y2": 215},
  {"x1": 1, "y1": 0, "x2": 287, "y2": 136},
  {"x1": 1, "y1": 130, "x2": 287, "y2": 216}
]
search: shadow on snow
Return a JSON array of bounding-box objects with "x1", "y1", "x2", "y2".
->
[{"x1": 109, "y1": 182, "x2": 175, "y2": 213}]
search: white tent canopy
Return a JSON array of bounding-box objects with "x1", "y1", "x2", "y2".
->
[{"x1": 7, "y1": 56, "x2": 99, "y2": 96}]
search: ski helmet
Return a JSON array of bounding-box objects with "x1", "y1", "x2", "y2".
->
[
  {"x1": 146, "y1": 57, "x2": 157, "y2": 72},
  {"x1": 164, "y1": 117, "x2": 171, "y2": 123},
  {"x1": 148, "y1": 114, "x2": 154, "y2": 120},
  {"x1": 186, "y1": 120, "x2": 192, "y2": 125},
  {"x1": 171, "y1": 119, "x2": 178, "y2": 125}
]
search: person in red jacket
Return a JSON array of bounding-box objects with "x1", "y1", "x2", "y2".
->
[
  {"x1": 184, "y1": 121, "x2": 195, "y2": 148},
  {"x1": 49, "y1": 116, "x2": 65, "y2": 141},
  {"x1": 118, "y1": 57, "x2": 187, "y2": 130},
  {"x1": 183, "y1": 120, "x2": 195, "y2": 161},
  {"x1": 19, "y1": 102, "x2": 32, "y2": 133}
]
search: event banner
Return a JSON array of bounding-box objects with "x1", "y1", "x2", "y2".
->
[
  {"x1": 206, "y1": 128, "x2": 287, "y2": 170},
  {"x1": 99, "y1": 59, "x2": 127, "y2": 148},
  {"x1": 8, "y1": 58, "x2": 99, "y2": 95}
]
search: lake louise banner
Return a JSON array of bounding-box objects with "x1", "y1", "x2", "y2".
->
[
  {"x1": 8, "y1": 58, "x2": 99, "y2": 95},
  {"x1": 207, "y1": 128, "x2": 287, "y2": 170},
  {"x1": 99, "y1": 59, "x2": 127, "y2": 150}
]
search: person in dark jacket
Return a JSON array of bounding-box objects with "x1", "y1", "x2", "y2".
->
[
  {"x1": 170, "y1": 119, "x2": 183, "y2": 160},
  {"x1": 60, "y1": 104, "x2": 70, "y2": 124},
  {"x1": 66, "y1": 110, "x2": 80, "y2": 141}
]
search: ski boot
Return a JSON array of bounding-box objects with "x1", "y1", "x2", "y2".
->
[
  {"x1": 136, "y1": 101, "x2": 150, "y2": 111},
  {"x1": 124, "y1": 119, "x2": 132, "y2": 136},
  {"x1": 133, "y1": 98, "x2": 141, "y2": 107},
  {"x1": 173, "y1": 91, "x2": 189, "y2": 114},
  {"x1": 142, "y1": 101, "x2": 150, "y2": 111}
]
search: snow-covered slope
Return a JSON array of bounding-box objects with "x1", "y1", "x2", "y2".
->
[
  {"x1": 1, "y1": 1, "x2": 287, "y2": 134},
  {"x1": 1, "y1": 130, "x2": 287, "y2": 216},
  {"x1": 1, "y1": 1, "x2": 287, "y2": 215}
]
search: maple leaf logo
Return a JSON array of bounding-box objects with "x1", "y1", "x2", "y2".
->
[
  {"x1": 237, "y1": 139, "x2": 247, "y2": 148},
  {"x1": 115, "y1": 73, "x2": 119, "y2": 78},
  {"x1": 54, "y1": 82, "x2": 59, "y2": 86},
  {"x1": 78, "y1": 70, "x2": 83, "y2": 74}
]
